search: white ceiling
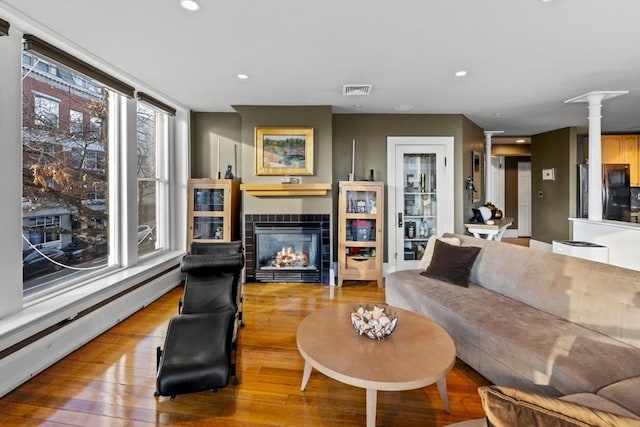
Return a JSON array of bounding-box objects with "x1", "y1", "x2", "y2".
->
[{"x1": 2, "y1": 0, "x2": 640, "y2": 136}]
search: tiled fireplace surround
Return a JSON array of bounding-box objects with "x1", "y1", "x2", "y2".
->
[{"x1": 244, "y1": 214, "x2": 331, "y2": 284}]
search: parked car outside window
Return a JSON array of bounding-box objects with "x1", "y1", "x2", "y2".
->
[{"x1": 23, "y1": 247, "x2": 65, "y2": 279}]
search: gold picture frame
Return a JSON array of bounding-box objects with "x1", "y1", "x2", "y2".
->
[{"x1": 255, "y1": 127, "x2": 314, "y2": 176}]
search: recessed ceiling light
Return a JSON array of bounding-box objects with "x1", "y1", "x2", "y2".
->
[
  {"x1": 237, "y1": 73, "x2": 249, "y2": 79},
  {"x1": 179, "y1": 0, "x2": 200, "y2": 11},
  {"x1": 455, "y1": 70, "x2": 467, "y2": 77},
  {"x1": 516, "y1": 139, "x2": 526, "y2": 143}
]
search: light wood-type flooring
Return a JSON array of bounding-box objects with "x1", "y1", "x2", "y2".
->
[{"x1": 0, "y1": 281, "x2": 492, "y2": 426}]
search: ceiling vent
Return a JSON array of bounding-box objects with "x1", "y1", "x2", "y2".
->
[{"x1": 343, "y1": 84, "x2": 373, "y2": 96}]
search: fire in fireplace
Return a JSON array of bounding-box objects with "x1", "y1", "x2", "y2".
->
[
  {"x1": 254, "y1": 225, "x2": 320, "y2": 282},
  {"x1": 267, "y1": 246, "x2": 311, "y2": 269}
]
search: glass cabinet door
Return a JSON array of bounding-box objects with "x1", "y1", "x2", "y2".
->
[
  {"x1": 344, "y1": 189, "x2": 378, "y2": 257},
  {"x1": 193, "y1": 188, "x2": 225, "y2": 212},
  {"x1": 189, "y1": 185, "x2": 226, "y2": 242},
  {"x1": 401, "y1": 153, "x2": 437, "y2": 262}
]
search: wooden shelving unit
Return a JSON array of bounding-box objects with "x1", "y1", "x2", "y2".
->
[
  {"x1": 337, "y1": 181, "x2": 384, "y2": 287},
  {"x1": 187, "y1": 178, "x2": 240, "y2": 251}
]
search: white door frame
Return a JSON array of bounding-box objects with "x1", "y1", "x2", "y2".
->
[{"x1": 386, "y1": 136, "x2": 454, "y2": 274}]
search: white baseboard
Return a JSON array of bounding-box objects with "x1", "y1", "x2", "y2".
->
[
  {"x1": 503, "y1": 229, "x2": 519, "y2": 238},
  {"x1": 0, "y1": 267, "x2": 182, "y2": 397}
]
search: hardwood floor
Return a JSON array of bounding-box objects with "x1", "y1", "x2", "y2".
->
[{"x1": 0, "y1": 281, "x2": 490, "y2": 426}]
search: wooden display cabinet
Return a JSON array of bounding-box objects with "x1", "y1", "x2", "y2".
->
[
  {"x1": 337, "y1": 181, "x2": 384, "y2": 287},
  {"x1": 187, "y1": 178, "x2": 240, "y2": 251}
]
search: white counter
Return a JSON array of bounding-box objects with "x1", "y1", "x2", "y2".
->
[{"x1": 570, "y1": 218, "x2": 640, "y2": 271}]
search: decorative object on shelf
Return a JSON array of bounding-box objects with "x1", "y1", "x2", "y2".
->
[
  {"x1": 255, "y1": 127, "x2": 314, "y2": 176},
  {"x1": 484, "y1": 202, "x2": 503, "y2": 219},
  {"x1": 479, "y1": 206, "x2": 492, "y2": 222},
  {"x1": 224, "y1": 164, "x2": 233, "y2": 179},
  {"x1": 350, "y1": 305, "x2": 398, "y2": 340}
]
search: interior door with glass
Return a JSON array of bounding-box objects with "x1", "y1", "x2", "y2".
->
[{"x1": 387, "y1": 137, "x2": 454, "y2": 273}]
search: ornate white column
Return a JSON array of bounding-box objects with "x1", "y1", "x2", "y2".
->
[
  {"x1": 484, "y1": 131, "x2": 503, "y2": 203},
  {"x1": 565, "y1": 91, "x2": 628, "y2": 220}
]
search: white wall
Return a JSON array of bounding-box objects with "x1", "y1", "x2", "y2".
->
[{"x1": 0, "y1": 25, "x2": 26, "y2": 319}]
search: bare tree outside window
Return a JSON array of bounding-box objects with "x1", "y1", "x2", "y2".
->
[{"x1": 22, "y1": 51, "x2": 110, "y2": 292}]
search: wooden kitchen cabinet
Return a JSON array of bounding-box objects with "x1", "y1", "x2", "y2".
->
[
  {"x1": 601, "y1": 135, "x2": 624, "y2": 164},
  {"x1": 589, "y1": 135, "x2": 640, "y2": 186},
  {"x1": 623, "y1": 135, "x2": 639, "y2": 186},
  {"x1": 337, "y1": 181, "x2": 384, "y2": 287},
  {"x1": 187, "y1": 178, "x2": 240, "y2": 251}
]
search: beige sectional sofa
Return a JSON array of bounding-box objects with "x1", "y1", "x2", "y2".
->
[{"x1": 385, "y1": 234, "x2": 640, "y2": 420}]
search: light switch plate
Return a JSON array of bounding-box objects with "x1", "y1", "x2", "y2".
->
[{"x1": 542, "y1": 168, "x2": 555, "y2": 181}]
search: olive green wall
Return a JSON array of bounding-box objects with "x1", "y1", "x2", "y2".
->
[
  {"x1": 190, "y1": 112, "x2": 241, "y2": 179},
  {"x1": 332, "y1": 114, "x2": 482, "y2": 235},
  {"x1": 530, "y1": 127, "x2": 579, "y2": 243},
  {"x1": 233, "y1": 105, "x2": 334, "y2": 215},
  {"x1": 462, "y1": 116, "x2": 486, "y2": 221},
  {"x1": 190, "y1": 109, "x2": 484, "y2": 261}
]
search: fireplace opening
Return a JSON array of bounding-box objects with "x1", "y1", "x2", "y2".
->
[{"x1": 255, "y1": 225, "x2": 321, "y2": 283}]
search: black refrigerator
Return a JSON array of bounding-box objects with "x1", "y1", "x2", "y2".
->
[{"x1": 577, "y1": 163, "x2": 631, "y2": 221}]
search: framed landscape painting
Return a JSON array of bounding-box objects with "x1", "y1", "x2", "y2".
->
[{"x1": 255, "y1": 127, "x2": 314, "y2": 176}]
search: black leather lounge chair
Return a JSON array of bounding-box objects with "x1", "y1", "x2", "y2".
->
[
  {"x1": 154, "y1": 241, "x2": 244, "y2": 399},
  {"x1": 155, "y1": 309, "x2": 235, "y2": 398}
]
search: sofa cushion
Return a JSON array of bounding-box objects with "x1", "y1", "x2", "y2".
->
[
  {"x1": 596, "y1": 376, "x2": 640, "y2": 417},
  {"x1": 446, "y1": 233, "x2": 640, "y2": 349},
  {"x1": 421, "y1": 239, "x2": 481, "y2": 286},
  {"x1": 478, "y1": 385, "x2": 640, "y2": 427},
  {"x1": 418, "y1": 236, "x2": 460, "y2": 270}
]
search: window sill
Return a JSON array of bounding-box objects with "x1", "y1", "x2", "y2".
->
[{"x1": 0, "y1": 250, "x2": 184, "y2": 352}]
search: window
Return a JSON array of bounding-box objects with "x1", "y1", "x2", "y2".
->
[
  {"x1": 69, "y1": 109, "x2": 83, "y2": 134},
  {"x1": 136, "y1": 102, "x2": 168, "y2": 256},
  {"x1": 22, "y1": 51, "x2": 111, "y2": 294},
  {"x1": 34, "y1": 94, "x2": 59, "y2": 128},
  {"x1": 20, "y1": 37, "x2": 174, "y2": 298}
]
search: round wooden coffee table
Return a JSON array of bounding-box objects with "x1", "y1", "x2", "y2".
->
[{"x1": 297, "y1": 304, "x2": 456, "y2": 427}]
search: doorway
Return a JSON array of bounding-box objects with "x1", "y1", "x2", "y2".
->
[{"x1": 518, "y1": 162, "x2": 532, "y2": 237}]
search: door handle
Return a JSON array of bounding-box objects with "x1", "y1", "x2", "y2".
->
[{"x1": 398, "y1": 212, "x2": 403, "y2": 227}]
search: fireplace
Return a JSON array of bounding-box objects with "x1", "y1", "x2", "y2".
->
[
  {"x1": 244, "y1": 214, "x2": 330, "y2": 284},
  {"x1": 255, "y1": 225, "x2": 320, "y2": 282}
]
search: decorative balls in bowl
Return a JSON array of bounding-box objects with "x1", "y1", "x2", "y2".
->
[{"x1": 350, "y1": 305, "x2": 398, "y2": 340}]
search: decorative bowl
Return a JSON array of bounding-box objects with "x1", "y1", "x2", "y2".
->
[{"x1": 350, "y1": 305, "x2": 398, "y2": 340}]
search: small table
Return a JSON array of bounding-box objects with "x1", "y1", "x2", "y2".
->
[
  {"x1": 464, "y1": 217, "x2": 513, "y2": 241},
  {"x1": 297, "y1": 304, "x2": 456, "y2": 427}
]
